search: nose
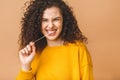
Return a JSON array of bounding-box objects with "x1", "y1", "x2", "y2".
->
[{"x1": 48, "y1": 21, "x2": 54, "y2": 29}]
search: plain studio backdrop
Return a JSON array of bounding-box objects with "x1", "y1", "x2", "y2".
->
[{"x1": 0, "y1": 0, "x2": 120, "y2": 80}]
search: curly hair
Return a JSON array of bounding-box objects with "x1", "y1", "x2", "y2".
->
[{"x1": 19, "y1": 0, "x2": 87, "y2": 52}]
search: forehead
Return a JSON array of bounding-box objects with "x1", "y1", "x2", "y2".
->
[{"x1": 42, "y1": 6, "x2": 62, "y2": 18}]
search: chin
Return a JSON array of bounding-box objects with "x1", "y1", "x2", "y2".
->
[
  {"x1": 46, "y1": 35, "x2": 61, "y2": 41},
  {"x1": 47, "y1": 37, "x2": 58, "y2": 41}
]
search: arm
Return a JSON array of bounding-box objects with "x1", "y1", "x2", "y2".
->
[
  {"x1": 16, "y1": 42, "x2": 36, "y2": 80},
  {"x1": 16, "y1": 70, "x2": 34, "y2": 80},
  {"x1": 78, "y1": 43, "x2": 94, "y2": 80}
]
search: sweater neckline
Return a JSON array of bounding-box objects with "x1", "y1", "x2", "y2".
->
[{"x1": 45, "y1": 44, "x2": 66, "y2": 49}]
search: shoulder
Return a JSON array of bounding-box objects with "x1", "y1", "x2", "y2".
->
[
  {"x1": 74, "y1": 41, "x2": 93, "y2": 67},
  {"x1": 67, "y1": 41, "x2": 92, "y2": 65},
  {"x1": 73, "y1": 41, "x2": 90, "y2": 57},
  {"x1": 67, "y1": 41, "x2": 87, "y2": 49},
  {"x1": 66, "y1": 41, "x2": 88, "y2": 54}
]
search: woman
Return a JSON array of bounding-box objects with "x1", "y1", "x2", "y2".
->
[{"x1": 16, "y1": 0, "x2": 93, "y2": 80}]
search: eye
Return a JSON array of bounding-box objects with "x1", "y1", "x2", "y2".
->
[
  {"x1": 42, "y1": 18, "x2": 48, "y2": 22},
  {"x1": 54, "y1": 18, "x2": 61, "y2": 21}
]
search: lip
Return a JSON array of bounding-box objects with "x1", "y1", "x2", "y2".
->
[{"x1": 46, "y1": 29, "x2": 57, "y2": 36}]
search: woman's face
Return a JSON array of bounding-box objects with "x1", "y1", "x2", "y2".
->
[{"x1": 41, "y1": 6, "x2": 63, "y2": 41}]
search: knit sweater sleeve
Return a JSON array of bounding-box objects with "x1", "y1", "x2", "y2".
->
[
  {"x1": 16, "y1": 54, "x2": 40, "y2": 80},
  {"x1": 78, "y1": 43, "x2": 94, "y2": 80},
  {"x1": 16, "y1": 69, "x2": 35, "y2": 80}
]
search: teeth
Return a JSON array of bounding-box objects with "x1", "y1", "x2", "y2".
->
[
  {"x1": 47, "y1": 30, "x2": 56, "y2": 34},
  {"x1": 48, "y1": 31, "x2": 53, "y2": 34}
]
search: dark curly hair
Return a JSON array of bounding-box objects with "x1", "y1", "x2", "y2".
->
[{"x1": 19, "y1": 0, "x2": 87, "y2": 52}]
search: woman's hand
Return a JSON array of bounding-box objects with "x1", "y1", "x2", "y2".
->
[{"x1": 19, "y1": 42, "x2": 36, "y2": 71}]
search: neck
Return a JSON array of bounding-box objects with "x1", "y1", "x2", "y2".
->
[{"x1": 46, "y1": 39, "x2": 64, "y2": 47}]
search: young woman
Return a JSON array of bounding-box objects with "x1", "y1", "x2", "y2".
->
[{"x1": 16, "y1": 0, "x2": 93, "y2": 80}]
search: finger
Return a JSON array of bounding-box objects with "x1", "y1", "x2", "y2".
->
[
  {"x1": 19, "y1": 50, "x2": 22, "y2": 56},
  {"x1": 29, "y1": 41, "x2": 35, "y2": 46},
  {"x1": 29, "y1": 42, "x2": 36, "y2": 56},
  {"x1": 24, "y1": 47, "x2": 29, "y2": 55},
  {"x1": 21, "y1": 49, "x2": 25, "y2": 55},
  {"x1": 26, "y1": 45, "x2": 31, "y2": 52},
  {"x1": 26, "y1": 45, "x2": 32, "y2": 55},
  {"x1": 31, "y1": 42, "x2": 36, "y2": 53},
  {"x1": 29, "y1": 42, "x2": 36, "y2": 52},
  {"x1": 19, "y1": 49, "x2": 25, "y2": 57}
]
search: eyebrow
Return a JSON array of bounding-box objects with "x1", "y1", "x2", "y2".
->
[
  {"x1": 54, "y1": 17, "x2": 62, "y2": 19},
  {"x1": 42, "y1": 16, "x2": 62, "y2": 19}
]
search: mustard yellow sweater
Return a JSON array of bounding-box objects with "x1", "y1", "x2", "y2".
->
[{"x1": 16, "y1": 42, "x2": 93, "y2": 80}]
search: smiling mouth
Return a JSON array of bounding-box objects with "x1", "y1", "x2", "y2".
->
[{"x1": 46, "y1": 29, "x2": 57, "y2": 35}]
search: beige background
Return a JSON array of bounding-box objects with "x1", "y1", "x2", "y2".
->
[{"x1": 0, "y1": 0, "x2": 120, "y2": 80}]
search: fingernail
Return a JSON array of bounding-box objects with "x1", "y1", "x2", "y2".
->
[{"x1": 30, "y1": 42, "x2": 34, "y2": 45}]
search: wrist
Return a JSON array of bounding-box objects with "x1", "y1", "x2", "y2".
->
[{"x1": 21, "y1": 64, "x2": 32, "y2": 71}]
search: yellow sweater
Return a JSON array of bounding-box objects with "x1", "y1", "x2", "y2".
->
[{"x1": 16, "y1": 42, "x2": 93, "y2": 80}]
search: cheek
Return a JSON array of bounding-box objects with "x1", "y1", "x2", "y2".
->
[
  {"x1": 55, "y1": 21, "x2": 63, "y2": 29},
  {"x1": 41, "y1": 26, "x2": 45, "y2": 34},
  {"x1": 41, "y1": 23, "x2": 46, "y2": 30},
  {"x1": 59, "y1": 22, "x2": 63, "y2": 31}
]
